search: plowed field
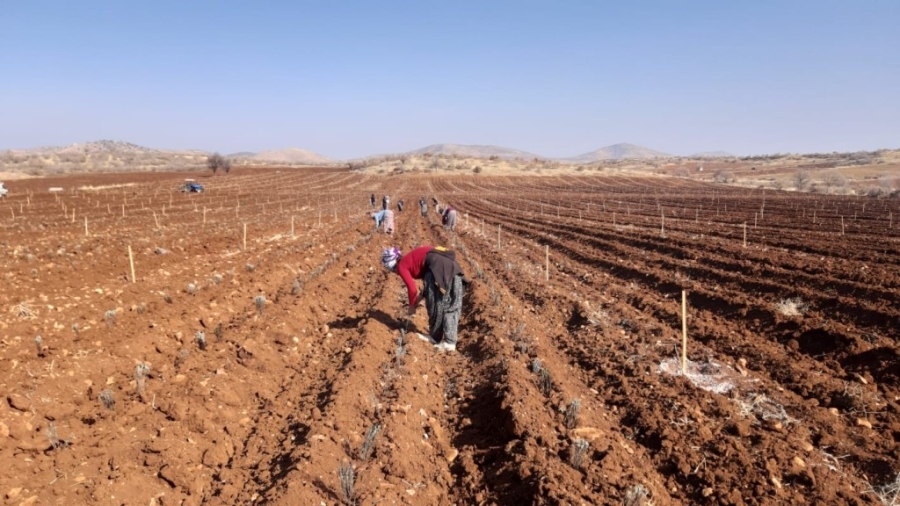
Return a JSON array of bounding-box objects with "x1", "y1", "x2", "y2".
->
[{"x1": 1, "y1": 169, "x2": 898, "y2": 506}]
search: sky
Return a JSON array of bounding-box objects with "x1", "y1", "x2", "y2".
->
[{"x1": 1, "y1": 0, "x2": 898, "y2": 159}]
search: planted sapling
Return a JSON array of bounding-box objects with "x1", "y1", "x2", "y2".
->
[{"x1": 195, "y1": 331, "x2": 207, "y2": 350}]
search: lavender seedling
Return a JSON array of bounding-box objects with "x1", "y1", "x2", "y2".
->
[
  {"x1": 213, "y1": 323, "x2": 223, "y2": 341},
  {"x1": 565, "y1": 399, "x2": 581, "y2": 429},
  {"x1": 104, "y1": 309, "x2": 116, "y2": 327},
  {"x1": 254, "y1": 295, "x2": 266, "y2": 316},
  {"x1": 212, "y1": 274, "x2": 223, "y2": 285},
  {"x1": 35, "y1": 335, "x2": 45, "y2": 358},
  {"x1": 196, "y1": 331, "x2": 207, "y2": 350},
  {"x1": 531, "y1": 358, "x2": 543, "y2": 374},
  {"x1": 174, "y1": 349, "x2": 189, "y2": 369},
  {"x1": 569, "y1": 438, "x2": 589, "y2": 469},
  {"x1": 623, "y1": 484, "x2": 651, "y2": 506},
  {"x1": 539, "y1": 368, "x2": 553, "y2": 396},
  {"x1": 291, "y1": 279, "x2": 302, "y2": 296},
  {"x1": 99, "y1": 389, "x2": 116, "y2": 411},
  {"x1": 46, "y1": 422, "x2": 70, "y2": 450},
  {"x1": 72, "y1": 323, "x2": 80, "y2": 339},
  {"x1": 359, "y1": 423, "x2": 382, "y2": 461},
  {"x1": 186, "y1": 283, "x2": 197, "y2": 295},
  {"x1": 135, "y1": 362, "x2": 151, "y2": 400},
  {"x1": 338, "y1": 462, "x2": 356, "y2": 506}
]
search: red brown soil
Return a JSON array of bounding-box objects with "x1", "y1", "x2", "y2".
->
[{"x1": 1, "y1": 169, "x2": 898, "y2": 505}]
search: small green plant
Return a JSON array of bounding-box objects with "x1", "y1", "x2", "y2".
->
[
  {"x1": 569, "y1": 438, "x2": 589, "y2": 469},
  {"x1": 565, "y1": 399, "x2": 581, "y2": 429},
  {"x1": 338, "y1": 462, "x2": 356, "y2": 506},
  {"x1": 359, "y1": 423, "x2": 382, "y2": 461}
]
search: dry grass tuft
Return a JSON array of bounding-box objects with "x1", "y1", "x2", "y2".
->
[{"x1": 774, "y1": 297, "x2": 808, "y2": 316}]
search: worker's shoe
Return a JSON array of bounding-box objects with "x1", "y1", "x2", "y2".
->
[
  {"x1": 434, "y1": 342, "x2": 457, "y2": 352},
  {"x1": 415, "y1": 332, "x2": 437, "y2": 345}
]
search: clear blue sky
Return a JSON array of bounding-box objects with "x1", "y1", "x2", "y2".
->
[{"x1": 1, "y1": 0, "x2": 897, "y2": 159}]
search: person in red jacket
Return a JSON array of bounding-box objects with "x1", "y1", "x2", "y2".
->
[{"x1": 382, "y1": 246, "x2": 466, "y2": 352}]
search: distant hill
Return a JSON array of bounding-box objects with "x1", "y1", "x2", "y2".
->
[
  {"x1": 243, "y1": 148, "x2": 334, "y2": 165},
  {"x1": 406, "y1": 143, "x2": 543, "y2": 159},
  {"x1": 566, "y1": 143, "x2": 671, "y2": 163},
  {"x1": 691, "y1": 151, "x2": 734, "y2": 158},
  {"x1": 227, "y1": 151, "x2": 256, "y2": 159}
]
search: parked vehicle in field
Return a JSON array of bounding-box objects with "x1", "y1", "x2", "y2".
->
[
  {"x1": 180, "y1": 180, "x2": 203, "y2": 193},
  {"x1": 0, "y1": 182, "x2": 8, "y2": 197}
]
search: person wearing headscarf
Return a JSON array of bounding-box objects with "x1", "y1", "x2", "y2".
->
[
  {"x1": 442, "y1": 205, "x2": 458, "y2": 231},
  {"x1": 381, "y1": 246, "x2": 466, "y2": 352}
]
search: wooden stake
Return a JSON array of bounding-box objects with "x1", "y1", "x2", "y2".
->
[
  {"x1": 122, "y1": 204, "x2": 125, "y2": 217},
  {"x1": 84, "y1": 216, "x2": 88, "y2": 236},
  {"x1": 243, "y1": 223, "x2": 247, "y2": 250},
  {"x1": 291, "y1": 216, "x2": 295, "y2": 237},
  {"x1": 107, "y1": 203, "x2": 111, "y2": 214},
  {"x1": 203, "y1": 207, "x2": 207, "y2": 224},
  {"x1": 497, "y1": 224, "x2": 501, "y2": 249},
  {"x1": 660, "y1": 209, "x2": 665, "y2": 236},
  {"x1": 318, "y1": 210, "x2": 321, "y2": 227},
  {"x1": 754, "y1": 212, "x2": 758, "y2": 228},
  {"x1": 681, "y1": 290, "x2": 688, "y2": 374},
  {"x1": 128, "y1": 246, "x2": 136, "y2": 283},
  {"x1": 743, "y1": 222, "x2": 747, "y2": 247},
  {"x1": 153, "y1": 212, "x2": 160, "y2": 229},
  {"x1": 72, "y1": 207, "x2": 75, "y2": 223},
  {"x1": 545, "y1": 245, "x2": 549, "y2": 281},
  {"x1": 841, "y1": 216, "x2": 845, "y2": 235}
]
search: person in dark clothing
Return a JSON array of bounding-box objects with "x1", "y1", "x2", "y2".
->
[
  {"x1": 419, "y1": 197, "x2": 428, "y2": 217},
  {"x1": 383, "y1": 195, "x2": 390, "y2": 210},
  {"x1": 382, "y1": 246, "x2": 466, "y2": 352},
  {"x1": 397, "y1": 199, "x2": 404, "y2": 212},
  {"x1": 370, "y1": 193, "x2": 376, "y2": 208}
]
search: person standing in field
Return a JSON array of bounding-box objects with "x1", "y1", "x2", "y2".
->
[
  {"x1": 383, "y1": 195, "x2": 390, "y2": 210},
  {"x1": 370, "y1": 193, "x2": 376, "y2": 208},
  {"x1": 382, "y1": 246, "x2": 466, "y2": 352},
  {"x1": 419, "y1": 197, "x2": 428, "y2": 217}
]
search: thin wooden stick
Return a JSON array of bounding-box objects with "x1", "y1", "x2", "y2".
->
[
  {"x1": 545, "y1": 245, "x2": 549, "y2": 281},
  {"x1": 291, "y1": 215, "x2": 295, "y2": 237},
  {"x1": 243, "y1": 223, "x2": 247, "y2": 250},
  {"x1": 84, "y1": 216, "x2": 88, "y2": 237},
  {"x1": 681, "y1": 290, "x2": 688, "y2": 374},
  {"x1": 128, "y1": 246, "x2": 136, "y2": 283},
  {"x1": 743, "y1": 222, "x2": 747, "y2": 247},
  {"x1": 153, "y1": 212, "x2": 160, "y2": 229},
  {"x1": 497, "y1": 224, "x2": 501, "y2": 249}
]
